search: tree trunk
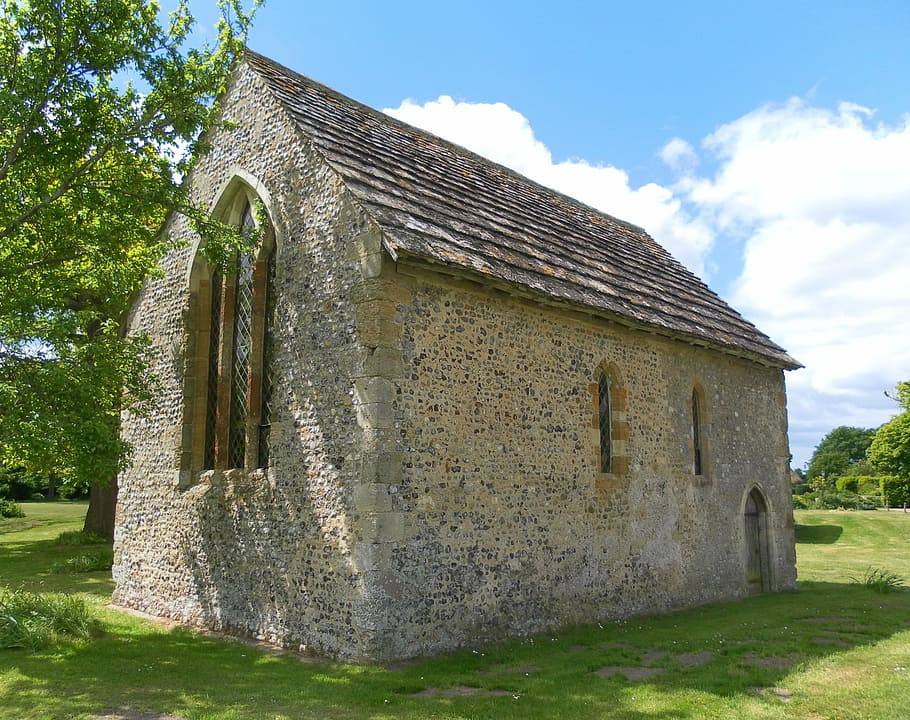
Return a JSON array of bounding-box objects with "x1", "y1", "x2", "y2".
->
[
  {"x1": 83, "y1": 475, "x2": 118, "y2": 538},
  {"x1": 82, "y1": 312, "x2": 127, "y2": 540}
]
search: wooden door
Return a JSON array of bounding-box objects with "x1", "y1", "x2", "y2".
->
[{"x1": 744, "y1": 489, "x2": 770, "y2": 593}]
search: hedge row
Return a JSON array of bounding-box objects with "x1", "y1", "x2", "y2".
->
[
  {"x1": 880, "y1": 476, "x2": 910, "y2": 506},
  {"x1": 835, "y1": 475, "x2": 887, "y2": 496}
]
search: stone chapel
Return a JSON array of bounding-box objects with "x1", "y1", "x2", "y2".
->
[{"x1": 113, "y1": 50, "x2": 801, "y2": 661}]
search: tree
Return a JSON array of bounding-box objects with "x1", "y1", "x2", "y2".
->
[
  {"x1": 806, "y1": 425, "x2": 877, "y2": 482},
  {"x1": 868, "y1": 382, "x2": 910, "y2": 493},
  {"x1": 0, "y1": 0, "x2": 259, "y2": 535},
  {"x1": 888, "y1": 380, "x2": 910, "y2": 410}
]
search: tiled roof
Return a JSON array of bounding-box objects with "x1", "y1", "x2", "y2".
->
[{"x1": 243, "y1": 50, "x2": 800, "y2": 370}]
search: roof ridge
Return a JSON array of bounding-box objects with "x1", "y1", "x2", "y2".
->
[
  {"x1": 243, "y1": 49, "x2": 652, "y2": 237},
  {"x1": 241, "y1": 48, "x2": 801, "y2": 370}
]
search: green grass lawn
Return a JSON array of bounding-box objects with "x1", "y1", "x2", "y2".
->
[
  {"x1": 2, "y1": 503, "x2": 910, "y2": 719},
  {"x1": 795, "y1": 509, "x2": 910, "y2": 583}
]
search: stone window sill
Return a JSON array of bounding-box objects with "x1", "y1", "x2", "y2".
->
[
  {"x1": 595, "y1": 472, "x2": 628, "y2": 490},
  {"x1": 188, "y1": 467, "x2": 271, "y2": 489}
]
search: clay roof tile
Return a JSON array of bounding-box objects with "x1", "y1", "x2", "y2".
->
[{"x1": 243, "y1": 49, "x2": 801, "y2": 370}]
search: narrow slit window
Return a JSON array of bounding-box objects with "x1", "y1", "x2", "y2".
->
[
  {"x1": 692, "y1": 389, "x2": 703, "y2": 475},
  {"x1": 599, "y1": 373, "x2": 612, "y2": 473}
]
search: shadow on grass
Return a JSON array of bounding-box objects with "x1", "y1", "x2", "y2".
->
[
  {"x1": 0, "y1": 536, "x2": 115, "y2": 595},
  {"x1": 2, "y1": 582, "x2": 909, "y2": 720},
  {"x1": 0, "y1": 503, "x2": 87, "y2": 536},
  {"x1": 0, "y1": 520, "x2": 48, "y2": 535},
  {"x1": 795, "y1": 524, "x2": 843, "y2": 543}
]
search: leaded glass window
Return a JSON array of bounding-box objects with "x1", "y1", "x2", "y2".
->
[
  {"x1": 598, "y1": 373, "x2": 612, "y2": 473},
  {"x1": 203, "y1": 269, "x2": 223, "y2": 469},
  {"x1": 228, "y1": 248, "x2": 254, "y2": 468},
  {"x1": 198, "y1": 197, "x2": 275, "y2": 472},
  {"x1": 258, "y1": 244, "x2": 277, "y2": 468}
]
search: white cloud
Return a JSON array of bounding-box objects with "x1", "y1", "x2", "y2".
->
[
  {"x1": 660, "y1": 137, "x2": 697, "y2": 172},
  {"x1": 388, "y1": 96, "x2": 552, "y2": 174},
  {"x1": 384, "y1": 93, "x2": 910, "y2": 467},
  {"x1": 685, "y1": 99, "x2": 910, "y2": 465},
  {"x1": 384, "y1": 97, "x2": 713, "y2": 276},
  {"x1": 689, "y1": 99, "x2": 910, "y2": 230}
]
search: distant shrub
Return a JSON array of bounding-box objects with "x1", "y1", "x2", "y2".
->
[
  {"x1": 0, "y1": 590, "x2": 98, "y2": 650},
  {"x1": 51, "y1": 550, "x2": 113, "y2": 574},
  {"x1": 880, "y1": 476, "x2": 910, "y2": 507},
  {"x1": 791, "y1": 482, "x2": 810, "y2": 495},
  {"x1": 0, "y1": 499, "x2": 24, "y2": 518},
  {"x1": 852, "y1": 567, "x2": 905, "y2": 593},
  {"x1": 54, "y1": 530, "x2": 109, "y2": 546},
  {"x1": 0, "y1": 465, "x2": 48, "y2": 500},
  {"x1": 836, "y1": 476, "x2": 859, "y2": 494},
  {"x1": 792, "y1": 493, "x2": 812, "y2": 509},
  {"x1": 854, "y1": 476, "x2": 883, "y2": 496},
  {"x1": 812, "y1": 491, "x2": 880, "y2": 510}
]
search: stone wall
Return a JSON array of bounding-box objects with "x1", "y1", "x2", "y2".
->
[
  {"x1": 363, "y1": 264, "x2": 796, "y2": 659},
  {"x1": 113, "y1": 64, "x2": 389, "y2": 659},
  {"x1": 114, "y1": 62, "x2": 796, "y2": 663}
]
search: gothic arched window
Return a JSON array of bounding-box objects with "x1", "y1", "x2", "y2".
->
[{"x1": 198, "y1": 198, "x2": 276, "y2": 471}]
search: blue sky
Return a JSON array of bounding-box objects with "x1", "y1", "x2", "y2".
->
[{"x1": 180, "y1": 0, "x2": 910, "y2": 467}]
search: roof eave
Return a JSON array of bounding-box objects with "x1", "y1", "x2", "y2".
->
[{"x1": 390, "y1": 246, "x2": 803, "y2": 371}]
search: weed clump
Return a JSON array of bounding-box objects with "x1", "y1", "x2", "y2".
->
[
  {"x1": 50, "y1": 549, "x2": 113, "y2": 574},
  {"x1": 0, "y1": 589, "x2": 99, "y2": 650},
  {"x1": 0, "y1": 499, "x2": 24, "y2": 518},
  {"x1": 54, "y1": 530, "x2": 109, "y2": 546},
  {"x1": 852, "y1": 567, "x2": 905, "y2": 593}
]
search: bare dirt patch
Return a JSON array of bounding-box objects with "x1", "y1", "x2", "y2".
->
[
  {"x1": 742, "y1": 654, "x2": 801, "y2": 669},
  {"x1": 594, "y1": 666, "x2": 666, "y2": 680},
  {"x1": 412, "y1": 686, "x2": 514, "y2": 698},
  {"x1": 750, "y1": 687, "x2": 793, "y2": 702},
  {"x1": 677, "y1": 650, "x2": 714, "y2": 668},
  {"x1": 92, "y1": 713, "x2": 184, "y2": 720},
  {"x1": 599, "y1": 641, "x2": 634, "y2": 650},
  {"x1": 639, "y1": 649, "x2": 668, "y2": 665}
]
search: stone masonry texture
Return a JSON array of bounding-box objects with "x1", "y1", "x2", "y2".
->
[{"x1": 113, "y1": 59, "x2": 797, "y2": 662}]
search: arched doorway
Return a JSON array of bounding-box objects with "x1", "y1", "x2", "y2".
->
[{"x1": 744, "y1": 488, "x2": 771, "y2": 593}]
